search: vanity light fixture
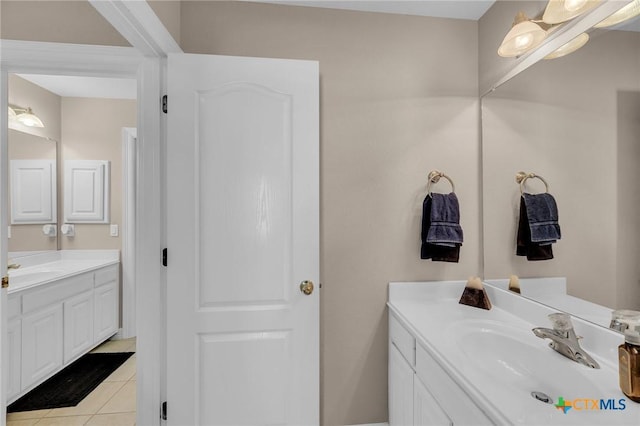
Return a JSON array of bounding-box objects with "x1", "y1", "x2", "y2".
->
[
  {"x1": 543, "y1": 0, "x2": 601, "y2": 24},
  {"x1": 9, "y1": 105, "x2": 45, "y2": 128},
  {"x1": 594, "y1": 0, "x2": 640, "y2": 27},
  {"x1": 544, "y1": 32, "x2": 590, "y2": 59},
  {"x1": 498, "y1": 12, "x2": 548, "y2": 58}
]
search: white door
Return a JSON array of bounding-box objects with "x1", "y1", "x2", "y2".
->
[
  {"x1": 1, "y1": 69, "x2": 9, "y2": 426},
  {"x1": 166, "y1": 53, "x2": 319, "y2": 425}
]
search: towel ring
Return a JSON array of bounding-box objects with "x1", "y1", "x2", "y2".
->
[
  {"x1": 427, "y1": 170, "x2": 455, "y2": 194},
  {"x1": 515, "y1": 171, "x2": 549, "y2": 195}
]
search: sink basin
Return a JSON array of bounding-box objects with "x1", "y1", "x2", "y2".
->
[{"x1": 447, "y1": 319, "x2": 608, "y2": 397}]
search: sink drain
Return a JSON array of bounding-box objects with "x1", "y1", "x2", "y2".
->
[{"x1": 531, "y1": 391, "x2": 554, "y2": 404}]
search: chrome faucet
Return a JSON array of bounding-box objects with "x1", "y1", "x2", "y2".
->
[{"x1": 532, "y1": 312, "x2": 600, "y2": 369}]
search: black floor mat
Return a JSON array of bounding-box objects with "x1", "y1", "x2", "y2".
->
[{"x1": 8, "y1": 352, "x2": 134, "y2": 413}]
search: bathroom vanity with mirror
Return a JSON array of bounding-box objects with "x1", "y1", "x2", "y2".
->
[
  {"x1": 481, "y1": 4, "x2": 640, "y2": 324},
  {"x1": 388, "y1": 281, "x2": 640, "y2": 425},
  {"x1": 6, "y1": 251, "x2": 119, "y2": 403}
]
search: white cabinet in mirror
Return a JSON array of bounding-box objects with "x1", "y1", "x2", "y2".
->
[
  {"x1": 8, "y1": 129, "x2": 58, "y2": 253},
  {"x1": 64, "y1": 160, "x2": 110, "y2": 224},
  {"x1": 10, "y1": 159, "x2": 57, "y2": 224}
]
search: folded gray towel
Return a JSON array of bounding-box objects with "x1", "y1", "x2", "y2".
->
[
  {"x1": 426, "y1": 193, "x2": 463, "y2": 246},
  {"x1": 522, "y1": 193, "x2": 561, "y2": 243}
]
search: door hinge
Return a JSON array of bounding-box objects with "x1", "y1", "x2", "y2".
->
[
  {"x1": 162, "y1": 248, "x2": 167, "y2": 267},
  {"x1": 161, "y1": 401, "x2": 167, "y2": 420},
  {"x1": 162, "y1": 95, "x2": 168, "y2": 114}
]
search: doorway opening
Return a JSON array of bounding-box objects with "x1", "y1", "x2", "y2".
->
[{"x1": 5, "y1": 72, "x2": 138, "y2": 424}]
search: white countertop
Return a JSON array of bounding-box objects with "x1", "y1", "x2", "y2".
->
[
  {"x1": 388, "y1": 281, "x2": 640, "y2": 425},
  {"x1": 8, "y1": 250, "x2": 119, "y2": 293}
]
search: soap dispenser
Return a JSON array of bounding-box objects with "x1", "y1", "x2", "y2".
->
[{"x1": 619, "y1": 320, "x2": 640, "y2": 403}]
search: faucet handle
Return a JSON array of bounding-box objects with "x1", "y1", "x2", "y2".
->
[
  {"x1": 548, "y1": 312, "x2": 573, "y2": 331},
  {"x1": 8, "y1": 263, "x2": 20, "y2": 270}
]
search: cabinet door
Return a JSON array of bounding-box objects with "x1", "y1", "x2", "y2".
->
[
  {"x1": 414, "y1": 377, "x2": 452, "y2": 426},
  {"x1": 389, "y1": 343, "x2": 414, "y2": 426},
  {"x1": 64, "y1": 290, "x2": 95, "y2": 364},
  {"x1": 94, "y1": 281, "x2": 118, "y2": 343},
  {"x1": 7, "y1": 319, "x2": 22, "y2": 400},
  {"x1": 22, "y1": 304, "x2": 63, "y2": 390}
]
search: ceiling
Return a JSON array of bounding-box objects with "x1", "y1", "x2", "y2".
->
[
  {"x1": 17, "y1": 74, "x2": 137, "y2": 100},
  {"x1": 253, "y1": 0, "x2": 496, "y2": 20}
]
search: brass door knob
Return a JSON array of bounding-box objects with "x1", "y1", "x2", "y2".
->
[
  {"x1": 2, "y1": 276, "x2": 8, "y2": 289},
  {"x1": 300, "y1": 280, "x2": 314, "y2": 295}
]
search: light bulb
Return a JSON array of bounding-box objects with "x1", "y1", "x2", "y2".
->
[
  {"x1": 564, "y1": 0, "x2": 588, "y2": 12},
  {"x1": 515, "y1": 33, "x2": 534, "y2": 49}
]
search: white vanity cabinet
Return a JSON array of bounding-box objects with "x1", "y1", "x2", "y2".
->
[
  {"x1": 64, "y1": 290, "x2": 95, "y2": 364},
  {"x1": 7, "y1": 319, "x2": 22, "y2": 401},
  {"x1": 22, "y1": 304, "x2": 64, "y2": 391},
  {"x1": 94, "y1": 266, "x2": 119, "y2": 342},
  {"x1": 389, "y1": 344, "x2": 414, "y2": 425},
  {"x1": 7, "y1": 263, "x2": 119, "y2": 403},
  {"x1": 389, "y1": 313, "x2": 490, "y2": 426}
]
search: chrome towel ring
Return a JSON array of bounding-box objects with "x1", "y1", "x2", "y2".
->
[
  {"x1": 427, "y1": 170, "x2": 455, "y2": 195},
  {"x1": 516, "y1": 171, "x2": 549, "y2": 194}
]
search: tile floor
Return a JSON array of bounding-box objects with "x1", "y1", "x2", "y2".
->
[{"x1": 7, "y1": 337, "x2": 137, "y2": 426}]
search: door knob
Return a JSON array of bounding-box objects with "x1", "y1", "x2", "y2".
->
[{"x1": 300, "y1": 280, "x2": 314, "y2": 295}]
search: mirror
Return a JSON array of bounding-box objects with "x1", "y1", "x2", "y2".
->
[
  {"x1": 8, "y1": 129, "x2": 58, "y2": 256},
  {"x1": 481, "y1": 12, "x2": 640, "y2": 328}
]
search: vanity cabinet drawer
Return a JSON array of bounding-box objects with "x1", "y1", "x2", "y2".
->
[
  {"x1": 95, "y1": 264, "x2": 118, "y2": 287},
  {"x1": 415, "y1": 345, "x2": 493, "y2": 425},
  {"x1": 22, "y1": 272, "x2": 93, "y2": 314},
  {"x1": 390, "y1": 313, "x2": 415, "y2": 366}
]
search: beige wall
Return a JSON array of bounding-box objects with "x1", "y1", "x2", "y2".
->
[
  {"x1": 148, "y1": 0, "x2": 181, "y2": 45},
  {"x1": 616, "y1": 91, "x2": 640, "y2": 309},
  {"x1": 180, "y1": 2, "x2": 481, "y2": 424},
  {"x1": 8, "y1": 75, "x2": 61, "y2": 253},
  {"x1": 60, "y1": 98, "x2": 136, "y2": 251},
  {"x1": 481, "y1": 30, "x2": 640, "y2": 310},
  {"x1": 0, "y1": 0, "x2": 128, "y2": 46}
]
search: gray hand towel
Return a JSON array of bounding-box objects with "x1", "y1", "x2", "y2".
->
[
  {"x1": 522, "y1": 193, "x2": 561, "y2": 243},
  {"x1": 426, "y1": 193, "x2": 463, "y2": 246}
]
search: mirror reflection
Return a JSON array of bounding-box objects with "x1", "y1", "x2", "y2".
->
[
  {"x1": 8, "y1": 129, "x2": 58, "y2": 255},
  {"x1": 481, "y1": 15, "x2": 640, "y2": 328}
]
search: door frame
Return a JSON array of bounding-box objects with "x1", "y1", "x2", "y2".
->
[
  {"x1": 0, "y1": 39, "x2": 163, "y2": 426},
  {"x1": 121, "y1": 127, "x2": 137, "y2": 339}
]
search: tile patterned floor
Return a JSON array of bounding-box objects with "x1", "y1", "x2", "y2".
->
[{"x1": 7, "y1": 338, "x2": 137, "y2": 426}]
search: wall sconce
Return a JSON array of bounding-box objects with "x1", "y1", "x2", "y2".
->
[
  {"x1": 498, "y1": 12, "x2": 548, "y2": 58},
  {"x1": 543, "y1": 0, "x2": 601, "y2": 24},
  {"x1": 544, "y1": 32, "x2": 590, "y2": 59},
  {"x1": 594, "y1": 0, "x2": 640, "y2": 27},
  {"x1": 8, "y1": 105, "x2": 45, "y2": 128}
]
